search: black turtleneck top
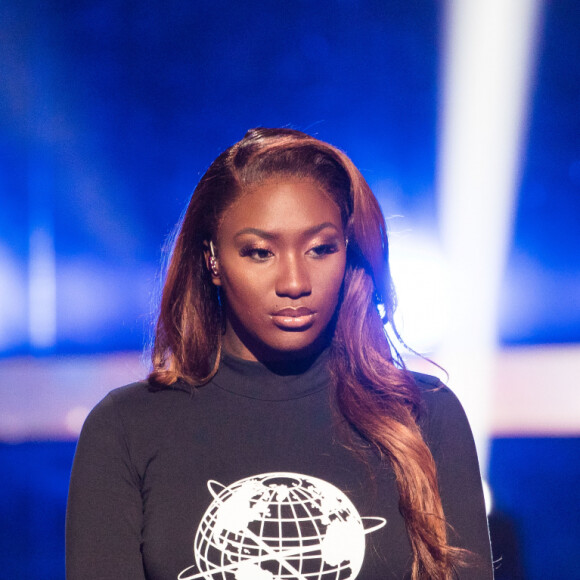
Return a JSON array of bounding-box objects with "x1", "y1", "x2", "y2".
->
[{"x1": 66, "y1": 351, "x2": 493, "y2": 579}]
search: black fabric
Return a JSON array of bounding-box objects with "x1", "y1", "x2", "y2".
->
[{"x1": 66, "y1": 351, "x2": 493, "y2": 579}]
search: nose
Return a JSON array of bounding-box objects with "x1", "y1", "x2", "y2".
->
[{"x1": 275, "y1": 253, "x2": 312, "y2": 298}]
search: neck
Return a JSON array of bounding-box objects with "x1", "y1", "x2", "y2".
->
[{"x1": 222, "y1": 345, "x2": 328, "y2": 376}]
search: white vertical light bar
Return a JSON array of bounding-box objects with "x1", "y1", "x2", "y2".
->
[
  {"x1": 28, "y1": 151, "x2": 57, "y2": 351},
  {"x1": 437, "y1": 0, "x2": 542, "y2": 467},
  {"x1": 28, "y1": 227, "x2": 57, "y2": 349}
]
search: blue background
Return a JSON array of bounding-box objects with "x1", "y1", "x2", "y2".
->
[{"x1": 2, "y1": 0, "x2": 579, "y2": 356}]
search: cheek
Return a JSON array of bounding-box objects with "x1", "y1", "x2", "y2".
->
[
  {"x1": 220, "y1": 268, "x2": 266, "y2": 313},
  {"x1": 315, "y1": 261, "x2": 346, "y2": 307}
]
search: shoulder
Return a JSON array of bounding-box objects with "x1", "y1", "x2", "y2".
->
[
  {"x1": 408, "y1": 371, "x2": 474, "y2": 453},
  {"x1": 409, "y1": 371, "x2": 465, "y2": 415},
  {"x1": 75, "y1": 379, "x2": 196, "y2": 476},
  {"x1": 95, "y1": 378, "x2": 192, "y2": 407},
  {"x1": 81, "y1": 379, "x2": 192, "y2": 438},
  {"x1": 87, "y1": 381, "x2": 155, "y2": 420}
]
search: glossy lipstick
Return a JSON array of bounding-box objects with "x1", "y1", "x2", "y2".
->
[{"x1": 271, "y1": 307, "x2": 316, "y2": 330}]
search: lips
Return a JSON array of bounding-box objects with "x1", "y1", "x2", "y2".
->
[{"x1": 271, "y1": 307, "x2": 316, "y2": 330}]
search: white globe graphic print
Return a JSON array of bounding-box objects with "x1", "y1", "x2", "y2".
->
[{"x1": 178, "y1": 472, "x2": 386, "y2": 580}]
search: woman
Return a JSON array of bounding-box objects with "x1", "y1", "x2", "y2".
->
[{"x1": 66, "y1": 128, "x2": 493, "y2": 579}]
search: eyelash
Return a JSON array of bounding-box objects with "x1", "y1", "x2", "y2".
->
[
  {"x1": 309, "y1": 243, "x2": 339, "y2": 257},
  {"x1": 239, "y1": 243, "x2": 339, "y2": 261},
  {"x1": 240, "y1": 247, "x2": 273, "y2": 261}
]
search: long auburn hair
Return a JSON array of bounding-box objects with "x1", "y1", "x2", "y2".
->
[{"x1": 150, "y1": 128, "x2": 466, "y2": 578}]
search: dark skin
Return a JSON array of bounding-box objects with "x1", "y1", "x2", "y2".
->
[{"x1": 205, "y1": 178, "x2": 347, "y2": 363}]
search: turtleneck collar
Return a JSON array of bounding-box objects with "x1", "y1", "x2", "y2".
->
[{"x1": 211, "y1": 348, "x2": 331, "y2": 401}]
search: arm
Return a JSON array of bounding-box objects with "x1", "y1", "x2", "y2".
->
[
  {"x1": 421, "y1": 380, "x2": 494, "y2": 579},
  {"x1": 66, "y1": 392, "x2": 146, "y2": 580}
]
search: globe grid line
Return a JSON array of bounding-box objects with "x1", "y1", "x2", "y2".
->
[
  {"x1": 196, "y1": 508, "x2": 342, "y2": 577},
  {"x1": 195, "y1": 516, "x2": 216, "y2": 577},
  {"x1": 199, "y1": 491, "x2": 351, "y2": 543},
  {"x1": 288, "y1": 490, "x2": 307, "y2": 576},
  {"x1": 202, "y1": 524, "x2": 311, "y2": 580},
  {"x1": 195, "y1": 506, "x2": 331, "y2": 575},
  {"x1": 193, "y1": 481, "x2": 311, "y2": 579},
  {"x1": 293, "y1": 485, "x2": 330, "y2": 577},
  {"x1": 282, "y1": 494, "x2": 324, "y2": 577},
  {"x1": 202, "y1": 478, "x2": 342, "y2": 578},
  {"x1": 276, "y1": 498, "x2": 286, "y2": 576},
  {"x1": 197, "y1": 520, "x2": 331, "y2": 554},
  {"x1": 194, "y1": 514, "x2": 333, "y2": 577}
]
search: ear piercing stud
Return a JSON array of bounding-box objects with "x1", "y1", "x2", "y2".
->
[
  {"x1": 209, "y1": 257, "x2": 219, "y2": 277},
  {"x1": 209, "y1": 241, "x2": 219, "y2": 277}
]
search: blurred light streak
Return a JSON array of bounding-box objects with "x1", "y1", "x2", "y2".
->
[
  {"x1": 491, "y1": 344, "x2": 580, "y2": 436},
  {"x1": 437, "y1": 0, "x2": 542, "y2": 467},
  {"x1": 2, "y1": 344, "x2": 577, "y2": 441},
  {"x1": 405, "y1": 343, "x2": 580, "y2": 437},
  {"x1": 389, "y1": 233, "x2": 449, "y2": 354},
  {"x1": 55, "y1": 260, "x2": 156, "y2": 346},
  {"x1": 28, "y1": 227, "x2": 56, "y2": 349},
  {"x1": 65, "y1": 406, "x2": 91, "y2": 437},
  {"x1": 0, "y1": 352, "x2": 146, "y2": 441}
]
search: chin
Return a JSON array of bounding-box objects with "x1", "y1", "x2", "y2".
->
[{"x1": 264, "y1": 331, "x2": 331, "y2": 359}]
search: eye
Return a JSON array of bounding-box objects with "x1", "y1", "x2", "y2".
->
[
  {"x1": 240, "y1": 247, "x2": 273, "y2": 262},
  {"x1": 308, "y1": 243, "x2": 339, "y2": 258}
]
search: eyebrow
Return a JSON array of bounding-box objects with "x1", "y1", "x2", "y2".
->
[{"x1": 233, "y1": 222, "x2": 340, "y2": 240}]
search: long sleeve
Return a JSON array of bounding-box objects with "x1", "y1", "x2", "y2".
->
[
  {"x1": 66, "y1": 392, "x2": 146, "y2": 580},
  {"x1": 420, "y1": 378, "x2": 494, "y2": 579}
]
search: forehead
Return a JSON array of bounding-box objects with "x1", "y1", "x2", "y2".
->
[{"x1": 218, "y1": 178, "x2": 343, "y2": 236}]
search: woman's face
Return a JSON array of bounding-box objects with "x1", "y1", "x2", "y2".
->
[{"x1": 211, "y1": 178, "x2": 347, "y2": 361}]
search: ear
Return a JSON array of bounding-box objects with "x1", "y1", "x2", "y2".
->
[{"x1": 203, "y1": 240, "x2": 222, "y2": 286}]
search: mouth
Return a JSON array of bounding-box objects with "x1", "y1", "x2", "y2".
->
[{"x1": 270, "y1": 307, "x2": 316, "y2": 330}]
